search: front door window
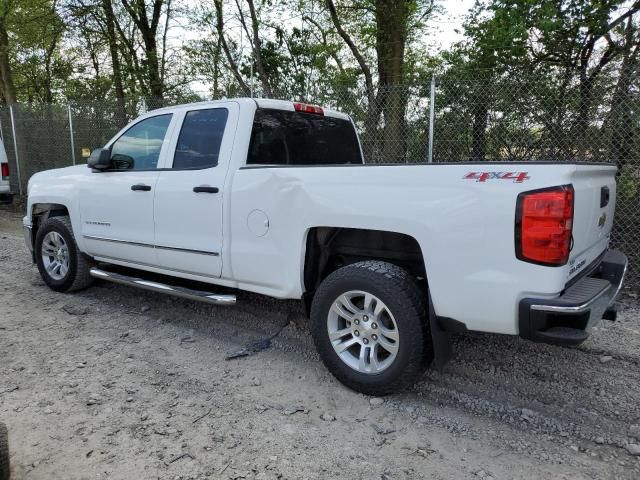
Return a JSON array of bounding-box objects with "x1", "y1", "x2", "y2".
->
[{"x1": 110, "y1": 114, "x2": 172, "y2": 170}]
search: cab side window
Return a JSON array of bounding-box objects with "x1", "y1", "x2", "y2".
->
[
  {"x1": 173, "y1": 108, "x2": 229, "y2": 169},
  {"x1": 110, "y1": 114, "x2": 172, "y2": 170}
]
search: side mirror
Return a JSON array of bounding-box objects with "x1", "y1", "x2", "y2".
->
[{"x1": 88, "y1": 148, "x2": 112, "y2": 170}]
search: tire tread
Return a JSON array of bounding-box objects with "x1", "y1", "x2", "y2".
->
[
  {"x1": 310, "y1": 260, "x2": 432, "y2": 396},
  {"x1": 36, "y1": 215, "x2": 94, "y2": 292}
]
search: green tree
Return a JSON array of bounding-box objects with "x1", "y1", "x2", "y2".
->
[
  {"x1": 324, "y1": 0, "x2": 437, "y2": 162},
  {"x1": 0, "y1": 0, "x2": 69, "y2": 103},
  {"x1": 439, "y1": 0, "x2": 640, "y2": 161}
]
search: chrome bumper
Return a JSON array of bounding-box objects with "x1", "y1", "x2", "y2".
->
[{"x1": 519, "y1": 249, "x2": 628, "y2": 345}]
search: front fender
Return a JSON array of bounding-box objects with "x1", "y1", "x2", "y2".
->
[{"x1": 27, "y1": 165, "x2": 89, "y2": 250}]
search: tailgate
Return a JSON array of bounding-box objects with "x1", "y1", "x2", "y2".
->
[{"x1": 567, "y1": 165, "x2": 617, "y2": 282}]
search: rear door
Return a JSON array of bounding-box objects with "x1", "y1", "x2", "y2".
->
[
  {"x1": 153, "y1": 102, "x2": 239, "y2": 278},
  {"x1": 567, "y1": 165, "x2": 618, "y2": 281}
]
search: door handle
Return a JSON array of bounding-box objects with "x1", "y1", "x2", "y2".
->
[
  {"x1": 600, "y1": 186, "x2": 610, "y2": 208},
  {"x1": 193, "y1": 186, "x2": 219, "y2": 193},
  {"x1": 131, "y1": 184, "x2": 152, "y2": 191}
]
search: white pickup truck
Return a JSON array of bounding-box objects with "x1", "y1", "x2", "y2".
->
[{"x1": 23, "y1": 98, "x2": 627, "y2": 395}]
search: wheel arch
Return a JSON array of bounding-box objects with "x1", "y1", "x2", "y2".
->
[
  {"x1": 302, "y1": 227, "x2": 458, "y2": 371},
  {"x1": 302, "y1": 226, "x2": 429, "y2": 304},
  {"x1": 29, "y1": 203, "x2": 71, "y2": 250}
]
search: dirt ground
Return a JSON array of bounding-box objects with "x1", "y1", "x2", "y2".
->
[{"x1": 1, "y1": 207, "x2": 640, "y2": 480}]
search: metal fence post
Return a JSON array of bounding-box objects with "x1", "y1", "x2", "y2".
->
[
  {"x1": 68, "y1": 103, "x2": 76, "y2": 165},
  {"x1": 141, "y1": 98, "x2": 147, "y2": 114},
  {"x1": 9, "y1": 105, "x2": 22, "y2": 196},
  {"x1": 428, "y1": 74, "x2": 436, "y2": 163}
]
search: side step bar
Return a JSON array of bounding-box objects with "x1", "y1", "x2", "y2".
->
[{"x1": 89, "y1": 267, "x2": 236, "y2": 306}]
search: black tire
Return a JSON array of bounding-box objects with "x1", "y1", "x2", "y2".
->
[
  {"x1": 0, "y1": 422, "x2": 9, "y2": 480},
  {"x1": 310, "y1": 260, "x2": 432, "y2": 396},
  {"x1": 35, "y1": 216, "x2": 94, "y2": 293}
]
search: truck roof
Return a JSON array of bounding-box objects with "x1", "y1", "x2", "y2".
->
[{"x1": 150, "y1": 97, "x2": 351, "y2": 121}]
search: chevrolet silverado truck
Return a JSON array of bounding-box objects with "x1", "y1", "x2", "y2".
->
[{"x1": 22, "y1": 98, "x2": 627, "y2": 395}]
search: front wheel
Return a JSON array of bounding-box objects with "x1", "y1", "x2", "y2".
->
[
  {"x1": 35, "y1": 216, "x2": 94, "y2": 292},
  {"x1": 310, "y1": 261, "x2": 432, "y2": 396}
]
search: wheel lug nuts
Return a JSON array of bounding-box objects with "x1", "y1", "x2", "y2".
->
[
  {"x1": 363, "y1": 315, "x2": 369, "y2": 322},
  {"x1": 354, "y1": 319, "x2": 360, "y2": 325},
  {"x1": 363, "y1": 338, "x2": 369, "y2": 345},
  {"x1": 354, "y1": 330, "x2": 360, "y2": 337},
  {"x1": 372, "y1": 334, "x2": 378, "y2": 341},
  {"x1": 371, "y1": 323, "x2": 378, "y2": 329}
]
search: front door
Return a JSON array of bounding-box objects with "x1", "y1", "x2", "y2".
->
[
  {"x1": 153, "y1": 102, "x2": 238, "y2": 278},
  {"x1": 80, "y1": 113, "x2": 175, "y2": 266}
]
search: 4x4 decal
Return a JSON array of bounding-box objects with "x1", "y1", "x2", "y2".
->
[{"x1": 464, "y1": 172, "x2": 530, "y2": 183}]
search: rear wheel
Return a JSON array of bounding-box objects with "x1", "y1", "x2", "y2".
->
[
  {"x1": 310, "y1": 260, "x2": 432, "y2": 396},
  {"x1": 35, "y1": 216, "x2": 94, "y2": 292},
  {"x1": 0, "y1": 422, "x2": 9, "y2": 480}
]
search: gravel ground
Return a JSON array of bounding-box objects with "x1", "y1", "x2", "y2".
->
[{"x1": 1, "y1": 207, "x2": 640, "y2": 479}]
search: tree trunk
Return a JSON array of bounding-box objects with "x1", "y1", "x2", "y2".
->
[
  {"x1": 142, "y1": 35, "x2": 163, "y2": 99},
  {"x1": 325, "y1": 0, "x2": 380, "y2": 160},
  {"x1": 246, "y1": 0, "x2": 271, "y2": 97},
  {"x1": 574, "y1": 68, "x2": 595, "y2": 159},
  {"x1": 0, "y1": 7, "x2": 25, "y2": 194},
  {"x1": 469, "y1": 70, "x2": 492, "y2": 161},
  {"x1": 160, "y1": 0, "x2": 171, "y2": 88},
  {"x1": 212, "y1": 34, "x2": 222, "y2": 98},
  {"x1": 375, "y1": 0, "x2": 409, "y2": 163},
  {"x1": 214, "y1": 0, "x2": 251, "y2": 96},
  {"x1": 103, "y1": 0, "x2": 127, "y2": 126},
  {"x1": 120, "y1": 0, "x2": 165, "y2": 101},
  {"x1": 0, "y1": 15, "x2": 16, "y2": 104},
  {"x1": 470, "y1": 93, "x2": 489, "y2": 161},
  {"x1": 361, "y1": 90, "x2": 382, "y2": 162},
  {"x1": 43, "y1": 34, "x2": 59, "y2": 104}
]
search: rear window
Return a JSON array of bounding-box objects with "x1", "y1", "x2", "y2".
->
[{"x1": 247, "y1": 109, "x2": 362, "y2": 166}]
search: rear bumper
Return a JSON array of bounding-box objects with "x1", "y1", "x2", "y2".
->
[{"x1": 519, "y1": 249, "x2": 627, "y2": 345}]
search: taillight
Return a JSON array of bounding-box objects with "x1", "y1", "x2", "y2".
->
[
  {"x1": 515, "y1": 185, "x2": 574, "y2": 266},
  {"x1": 1, "y1": 162, "x2": 8, "y2": 179},
  {"x1": 293, "y1": 102, "x2": 324, "y2": 115}
]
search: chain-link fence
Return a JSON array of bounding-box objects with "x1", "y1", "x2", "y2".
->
[{"x1": 1, "y1": 74, "x2": 638, "y2": 289}]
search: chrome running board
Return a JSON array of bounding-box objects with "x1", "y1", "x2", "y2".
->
[{"x1": 89, "y1": 267, "x2": 236, "y2": 306}]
